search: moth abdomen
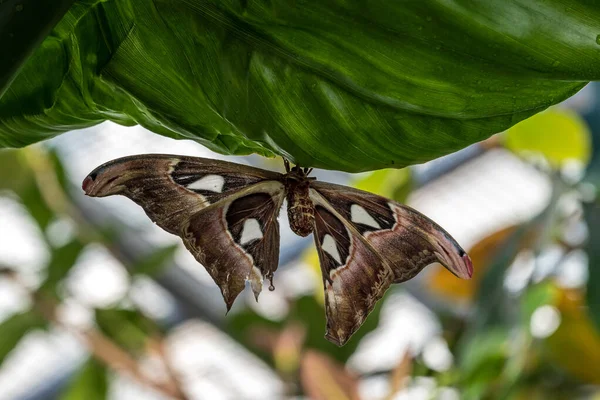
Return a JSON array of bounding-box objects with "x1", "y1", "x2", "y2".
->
[{"x1": 286, "y1": 182, "x2": 315, "y2": 237}]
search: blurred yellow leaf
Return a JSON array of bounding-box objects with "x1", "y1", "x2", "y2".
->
[
  {"x1": 300, "y1": 350, "x2": 360, "y2": 400},
  {"x1": 545, "y1": 288, "x2": 600, "y2": 384},
  {"x1": 427, "y1": 224, "x2": 540, "y2": 303},
  {"x1": 0, "y1": 149, "x2": 33, "y2": 192},
  {"x1": 352, "y1": 168, "x2": 411, "y2": 202},
  {"x1": 505, "y1": 108, "x2": 591, "y2": 167},
  {"x1": 427, "y1": 226, "x2": 517, "y2": 303},
  {"x1": 248, "y1": 323, "x2": 306, "y2": 376},
  {"x1": 274, "y1": 323, "x2": 306, "y2": 375}
]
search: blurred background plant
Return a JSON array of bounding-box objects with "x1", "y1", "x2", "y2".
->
[{"x1": 1, "y1": 85, "x2": 600, "y2": 399}]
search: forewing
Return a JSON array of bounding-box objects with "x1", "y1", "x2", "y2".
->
[
  {"x1": 82, "y1": 154, "x2": 282, "y2": 234},
  {"x1": 82, "y1": 154, "x2": 285, "y2": 309},
  {"x1": 309, "y1": 182, "x2": 472, "y2": 346},
  {"x1": 311, "y1": 181, "x2": 473, "y2": 281}
]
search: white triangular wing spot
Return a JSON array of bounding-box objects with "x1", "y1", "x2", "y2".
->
[
  {"x1": 322, "y1": 234, "x2": 342, "y2": 264},
  {"x1": 187, "y1": 174, "x2": 225, "y2": 192},
  {"x1": 350, "y1": 204, "x2": 381, "y2": 229},
  {"x1": 239, "y1": 218, "x2": 263, "y2": 245}
]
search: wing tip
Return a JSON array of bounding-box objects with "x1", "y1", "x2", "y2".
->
[
  {"x1": 325, "y1": 332, "x2": 347, "y2": 347},
  {"x1": 82, "y1": 174, "x2": 95, "y2": 195},
  {"x1": 462, "y1": 253, "x2": 474, "y2": 279}
]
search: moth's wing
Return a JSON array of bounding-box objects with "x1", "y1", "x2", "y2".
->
[
  {"x1": 311, "y1": 181, "x2": 473, "y2": 281},
  {"x1": 82, "y1": 154, "x2": 285, "y2": 308},
  {"x1": 309, "y1": 194, "x2": 395, "y2": 346},
  {"x1": 309, "y1": 182, "x2": 472, "y2": 345},
  {"x1": 181, "y1": 181, "x2": 285, "y2": 309}
]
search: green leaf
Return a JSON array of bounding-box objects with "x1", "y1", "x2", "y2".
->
[
  {"x1": 0, "y1": 149, "x2": 32, "y2": 193},
  {"x1": 60, "y1": 358, "x2": 108, "y2": 400},
  {"x1": 40, "y1": 239, "x2": 85, "y2": 296},
  {"x1": 470, "y1": 225, "x2": 529, "y2": 331},
  {"x1": 131, "y1": 245, "x2": 177, "y2": 277},
  {"x1": 458, "y1": 329, "x2": 510, "y2": 399},
  {"x1": 505, "y1": 108, "x2": 592, "y2": 167},
  {"x1": 0, "y1": 311, "x2": 46, "y2": 367},
  {"x1": 0, "y1": 150, "x2": 54, "y2": 231},
  {"x1": 0, "y1": 0, "x2": 75, "y2": 96},
  {"x1": 94, "y1": 308, "x2": 159, "y2": 354},
  {"x1": 520, "y1": 282, "x2": 558, "y2": 323},
  {"x1": 2, "y1": 2, "x2": 600, "y2": 171}
]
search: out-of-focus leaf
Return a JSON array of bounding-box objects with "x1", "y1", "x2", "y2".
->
[
  {"x1": 521, "y1": 283, "x2": 558, "y2": 322},
  {"x1": 0, "y1": 149, "x2": 62, "y2": 233},
  {"x1": 427, "y1": 225, "x2": 537, "y2": 304},
  {"x1": 0, "y1": 149, "x2": 32, "y2": 192},
  {"x1": 470, "y1": 215, "x2": 547, "y2": 332},
  {"x1": 19, "y1": 181, "x2": 54, "y2": 231},
  {"x1": 39, "y1": 239, "x2": 84, "y2": 296},
  {"x1": 131, "y1": 245, "x2": 177, "y2": 276},
  {"x1": 46, "y1": 148, "x2": 69, "y2": 192},
  {"x1": 505, "y1": 108, "x2": 592, "y2": 167},
  {"x1": 352, "y1": 168, "x2": 412, "y2": 203},
  {"x1": 300, "y1": 350, "x2": 359, "y2": 400},
  {"x1": 386, "y1": 350, "x2": 412, "y2": 400},
  {"x1": 545, "y1": 288, "x2": 600, "y2": 385},
  {"x1": 273, "y1": 323, "x2": 306, "y2": 376},
  {"x1": 94, "y1": 308, "x2": 159, "y2": 354},
  {"x1": 459, "y1": 329, "x2": 509, "y2": 399},
  {"x1": 585, "y1": 199, "x2": 600, "y2": 333},
  {"x1": 60, "y1": 358, "x2": 108, "y2": 400},
  {"x1": 427, "y1": 226, "x2": 517, "y2": 303},
  {"x1": 0, "y1": 311, "x2": 46, "y2": 367},
  {"x1": 247, "y1": 322, "x2": 306, "y2": 375},
  {"x1": 2, "y1": 2, "x2": 600, "y2": 171}
]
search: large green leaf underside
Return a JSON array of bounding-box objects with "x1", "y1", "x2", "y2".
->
[{"x1": 1, "y1": 1, "x2": 599, "y2": 171}]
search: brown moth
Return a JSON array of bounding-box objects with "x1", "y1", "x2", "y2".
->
[{"x1": 82, "y1": 155, "x2": 473, "y2": 346}]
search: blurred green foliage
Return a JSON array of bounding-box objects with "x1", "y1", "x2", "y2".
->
[
  {"x1": 60, "y1": 358, "x2": 108, "y2": 400},
  {"x1": 0, "y1": 101, "x2": 599, "y2": 399}
]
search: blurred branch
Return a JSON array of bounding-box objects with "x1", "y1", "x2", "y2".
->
[
  {"x1": 300, "y1": 350, "x2": 360, "y2": 400},
  {"x1": 385, "y1": 350, "x2": 412, "y2": 400},
  {"x1": 7, "y1": 150, "x2": 191, "y2": 398},
  {"x1": 13, "y1": 274, "x2": 190, "y2": 400}
]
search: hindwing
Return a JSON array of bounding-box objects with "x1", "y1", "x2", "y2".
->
[{"x1": 310, "y1": 181, "x2": 472, "y2": 345}]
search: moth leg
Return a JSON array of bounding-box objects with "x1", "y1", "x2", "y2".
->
[{"x1": 284, "y1": 158, "x2": 291, "y2": 173}]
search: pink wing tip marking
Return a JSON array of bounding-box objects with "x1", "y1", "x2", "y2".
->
[
  {"x1": 82, "y1": 176, "x2": 94, "y2": 195},
  {"x1": 462, "y1": 254, "x2": 474, "y2": 279}
]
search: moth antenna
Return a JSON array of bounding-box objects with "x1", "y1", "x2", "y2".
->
[
  {"x1": 283, "y1": 159, "x2": 291, "y2": 173},
  {"x1": 305, "y1": 167, "x2": 313, "y2": 175}
]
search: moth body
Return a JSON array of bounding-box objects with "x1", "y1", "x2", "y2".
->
[{"x1": 284, "y1": 166, "x2": 315, "y2": 237}]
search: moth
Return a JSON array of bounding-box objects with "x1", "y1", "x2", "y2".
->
[{"x1": 82, "y1": 155, "x2": 472, "y2": 345}]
